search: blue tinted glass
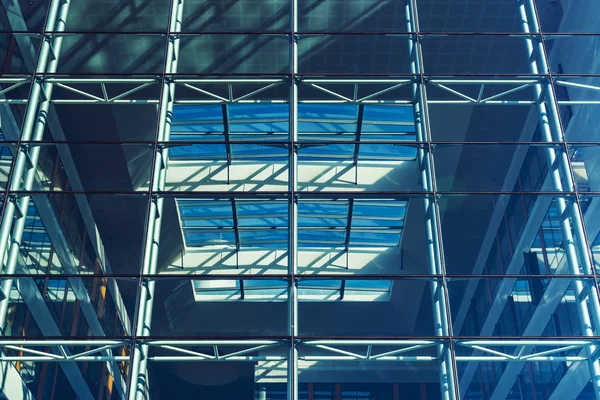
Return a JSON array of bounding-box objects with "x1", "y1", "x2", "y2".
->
[
  {"x1": 352, "y1": 201, "x2": 407, "y2": 220},
  {"x1": 298, "y1": 230, "x2": 345, "y2": 246},
  {"x1": 298, "y1": 202, "x2": 347, "y2": 215},
  {"x1": 228, "y1": 121, "x2": 288, "y2": 134},
  {"x1": 172, "y1": 105, "x2": 222, "y2": 122},
  {"x1": 363, "y1": 105, "x2": 413, "y2": 122},
  {"x1": 350, "y1": 232, "x2": 401, "y2": 246},
  {"x1": 298, "y1": 202, "x2": 347, "y2": 227},
  {"x1": 178, "y1": 201, "x2": 232, "y2": 218},
  {"x1": 299, "y1": 280, "x2": 342, "y2": 288},
  {"x1": 169, "y1": 144, "x2": 227, "y2": 159},
  {"x1": 245, "y1": 280, "x2": 287, "y2": 288},
  {"x1": 237, "y1": 202, "x2": 288, "y2": 227},
  {"x1": 185, "y1": 231, "x2": 236, "y2": 246},
  {"x1": 240, "y1": 230, "x2": 287, "y2": 246},
  {"x1": 358, "y1": 144, "x2": 417, "y2": 160},
  {"x1": 230, "y1": 144, "x2": 288, "y2": 160},
  {"x1": 345, "y1": 280, "x2": 391, "y2": 291},
  {"x1": 298, "y1": 104, "x2": 357, "y2": 120},
  {"x1": 298, "y1": 121, "x2": 356, "y2": 133},
  {"x1": 181, "y1": 219, "x2": 234, "y2": 228},
  {"x1": 228, "y1": 104, "x2": 288, "y2": 120},
  {"x1": 298, "y1": 143, "x2": 354, "y2": 159}
]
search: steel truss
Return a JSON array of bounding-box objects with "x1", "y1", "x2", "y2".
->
[
  {"x1": 1, "y1": 339, "x2": 597, "y2": 364},
  {"x1": 4, "y1": 76, "x2": 600, "y2": 105}
]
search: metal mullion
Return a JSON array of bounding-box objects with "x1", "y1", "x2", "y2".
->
[
  {"x1": 406, "y1": 1, "x2": 457, "y2": 399},
  {"x1": 0, "y1": 0, "x2": 71, "y2": 330},
  {"x1": 482, "y1": 2, "x2": 600, "y2": 400},
  {"x1": 344, "y1": 198, "x2": 354, "y2": 253},
  {"x1": 128, "y1": 1, "x2": 184, "y2": 399},
  {"x1": 231, "y1": 198, "x2": 240, "y2": 252},
  {"x1": 352, "y1": 105, "x2": 365, "y2": 185},
  {"x1": 222, "y1": 104, "x2": 232, "y2": 168},
  {"x1": 287, "y1": 0, "x2": 299, "y2": 398}
]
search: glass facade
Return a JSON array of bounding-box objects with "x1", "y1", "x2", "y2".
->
[{"x1": 0, "y1": 0, "x2": 600, "y2": 399}]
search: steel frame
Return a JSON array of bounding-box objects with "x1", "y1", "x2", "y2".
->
[
  {"x1": 127, "y1": 1, "x2": 185, "y2": 399},
  {"x1": 1, "y1": 338, "x2": 597, "y2": 364},
  {"x1": 4, "y1": 76, "x2": 600, "y2": 105},
  {"x1": 0, "y1": 0, "x2": 600, "y2": 399}
]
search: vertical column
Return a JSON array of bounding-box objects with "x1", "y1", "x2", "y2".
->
[
  {"x1": 0, "y1": 0, "x2": 71, "y2": 329},
  {"x1": 404, "y1": 1, "x2": 457, "y2": 399},
  {"x1": 287, "y1": 0, "x2": 299, "y2": 398},
  {"x1": 518, "y1": 0, "x2": 600, "y2": 398},
  {"x1": 127, "y1": 1, "x2": 184, "y2": 399}
]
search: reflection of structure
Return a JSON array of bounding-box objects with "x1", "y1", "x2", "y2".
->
[{"x1": 1, "y1": 0, "x2": 600, "y2": 399}]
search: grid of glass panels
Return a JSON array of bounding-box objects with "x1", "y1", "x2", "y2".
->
[{"x1": 1, "y1": 0, "x2": 600, "y2": 399}]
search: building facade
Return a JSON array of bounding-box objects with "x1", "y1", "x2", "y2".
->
[{"x1": 0, "y1": 0, "x2": 600, "y2": 399}]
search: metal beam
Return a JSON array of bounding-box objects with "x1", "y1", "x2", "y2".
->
[
  {"x1": 127, "y1": 1, "x2": 185, "y2": 399},
  {"x1": 288, "y1": 0, "x2": 299, "y2": 398},
  {"x1": 458, "y1": 1, "x2": 600, "y2": 399},
  {"x1": 405, "y1": 0, "x2": 457, "y2": 398}
]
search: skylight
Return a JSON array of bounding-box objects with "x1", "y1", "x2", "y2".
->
[
  {"x1": 168, "y1": 103, "x2": 417, "y2": 162},
  {"x1": 177, "y1": 199, "x2": 407, "y2": 250},
  {"x1": 193, "y1": 279, "x2": 392, "y2": 302}
]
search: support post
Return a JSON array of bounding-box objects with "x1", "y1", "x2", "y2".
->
[
  {"x1": 127, "y1": 1, "x2": 185, "y2": 399},
  {"x1": 459, "y1": 1, "x2": 600, "y2": 398},
  {"x1": 0, "y1": 0, "x2": 71, "y2": 329},
  {"x1": 287, "y1": 0, "x2": 299, "y2": 398},
  {"x1": 404, "y1": 1, "x2": 457, "y2": 399},
  {"x1": 516, "y1": 0, "x2": 600, "y2": 398}
]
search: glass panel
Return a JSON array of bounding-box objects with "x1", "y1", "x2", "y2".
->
[
  {"x1": 298, "y1": 278, "x2": 434, "y2": 336},
  {"x1": 148, "y1": 359, "x2": 288, "y2": 398},
  {"x1": 433, "y1": 144, "x2": 566, "y2": 193},
  {"x1": 0, "y1": 0, "x2": 50, "y2": 32},
  {"x1": 0, "y1": 144, "x2": 12, "y2": 190},
  {"x1": 25, "y1": 143, "x2": 153, "y2": 191},
  {"x1": 178, "y1": 35, "x2": 289, "y2": 74},
  {"x1": 456, "y1": 339, "x2": 598, "y2": 399},
  {"x1": 549, "y1": 35, "x2": 600, "y2": 74},
  {"x1": 449, "y1": 277, "x2": 597, "y2": 337},
  {"x1": 421, "y1": 35, "x2": 530, "y2": 75},
  {"x1": 56, "y1": 34, "x2": 167, "y2": 74},
  {"x1": 298, "y1": 35, "x2": 410, "y2": 74},
  {"x1": 439, "y1": 194, "x2": 588, "y2": 275},
  {"x1": 299, "y1": 0, "x2": 407, "y2": 32},
  {"x1": 155, "y1": 278, "x2": 288, "y2": 337},
  {"x1": 427, "y1": 103, "x2": 539, "y2": 142},
  {"x1": 4, "y1": 277, "x2": 133, "y2": 338},
  {"x1": 580, "y1": 196, "x2": 600, "y2": 274},
  {"x1": 165, "y1": 144, "x2": 288, "y2": 192},
  {"x1": 182, "y1": 0, "x2": 289, "y2": 32},
  {"x1": 297, "y1": 197, "x2": 427, "y2": 276},
  {"x1": 298, "y1": 349, "x2": 442, "y2": 399},
  {"x1": 297, "y1": 148, "x2": 419, "y2": 192},
  {"x1": 416, "y1": 0, "x2": 522, "y2": 32},
  {"x1": 66, "y1": 0, "x2": 171, "y2": 31},
  {"x1": 170, "y1": 103, "x2": 289, "y2": 142},
  {"x1": 0, "y1": 33, "x2": 40, "y2": 73},
  {"x1": 569, "y1": 145, "x2": 600, "y2": 192},
  {"x1": 555, "y1": 77, "x2": 600, "y2": 142}
]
